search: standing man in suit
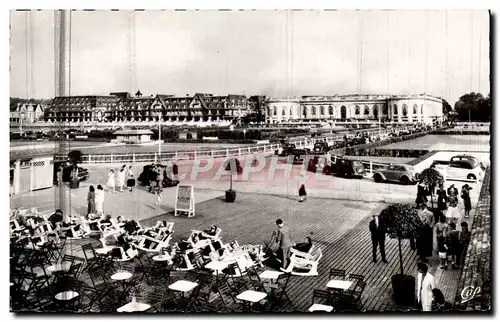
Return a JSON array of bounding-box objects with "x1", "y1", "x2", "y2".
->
[
  {"x1": 275, "y1": 219, "x2": 293, "y2": 271},
  {"x1": 369, "y1": 214, "x2": 388, "y2": 263}
]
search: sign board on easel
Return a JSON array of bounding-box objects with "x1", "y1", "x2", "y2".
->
[{"x1": 175, "y1": 185, "x2": 195, "y2": 218}]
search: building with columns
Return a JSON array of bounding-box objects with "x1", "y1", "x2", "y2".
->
[{"x1": 265, "y1": 94, "x2": 443, "y2": 125}]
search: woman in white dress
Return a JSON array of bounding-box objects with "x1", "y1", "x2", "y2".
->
[
  {"x1": 107, "y1": 169, "x2": 116, "y2": 193},
  {"x1": 117, "y1": 165, "x2": 127, "y2": 192},
  {"x1": 445, "y1": 185, "x2": 461, "y2": 224},
  {"x1": 126, "y1": 166, "x2": 135, "y2": 192},
  {"x1": 95, "y1": 185, "x2": 105, "y2": 215}
]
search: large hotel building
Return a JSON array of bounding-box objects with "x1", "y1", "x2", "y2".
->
[
  {"x1": 264, "y1": 94, "x2": 443, "y2": 125},
  {"x1": 44, "y1": 92, "x2": 249, "y2": 124}
]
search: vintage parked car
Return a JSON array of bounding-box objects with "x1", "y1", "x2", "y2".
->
[
  {"x1": 53, "y1": 161, "x2": 90, "y2": 183},
  {"x1": 372, "y1": 164, "x2": 419, "y2": 185},
  {"x1": 433, "y1": 156, "x2": 485, "y2": 181},
  {"x1": 312, "y1": 141, "x2": 330, "y2": 155},
  {"x1": 290, "y1": 148, "x2": 312, "y2": 164},
  {"x1": 138, "y1": 163, "x2": 179, "y2": 190},
  {"x1": 307, "y1": 156, "x2": 366, "y2": 178},
  {"x1": 275, "y1": 142, "x2": 297, "y2": 156}
]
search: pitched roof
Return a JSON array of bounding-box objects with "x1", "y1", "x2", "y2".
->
[{"x1": 113, "y1": 129, "x2": 153, "y2": 136}]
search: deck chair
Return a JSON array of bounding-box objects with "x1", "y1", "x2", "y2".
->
[
  {"x1": 285, "y1": 247, "x2": 322, "y2": 276},
  {"x1": 134, "y1": 235, "x2": 164, "y2": 253}
]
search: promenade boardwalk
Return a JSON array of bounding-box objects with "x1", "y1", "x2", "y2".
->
[{"x1": 58, "y1": 192, "x2": 453, "y2": 312}]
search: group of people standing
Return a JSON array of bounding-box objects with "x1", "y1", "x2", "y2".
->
[{"x1": 106, "y1": 165, "x2": 135, "y2": 193}]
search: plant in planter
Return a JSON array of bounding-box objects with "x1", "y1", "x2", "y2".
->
[
  {"x1": 68, "y1": 150, "x2": 83, "y2": 189},
  {"x1": 380, "y1": 204, "x2": 424, "y2": 307},
  {"x1": 224, "y1": 157, "x2": 242, "y2": 202},
  {"x1": 418, "y1": 168, "x2": 444, "y2": 208}
]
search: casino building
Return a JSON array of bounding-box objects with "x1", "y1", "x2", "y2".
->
[
  {"x1": 43, "y1": 91, "x2": 249, "y2": 124},
  {"x1": 264, "y1": 94, "x2": 444, "y2": 125}
]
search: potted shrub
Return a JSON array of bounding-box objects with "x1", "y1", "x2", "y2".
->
[
  {"x1": 68, "y1": 150, "x2": 83, "y2": 189},
  {"x1": 380, "y1": 204, "x2": 424, "y2": 307},
  {"x1": 224, "y1": 158, "x2": 242, "y2": 202},
  {"x1": 418, "y1": 168, "x2": 444, "y2": 208}
]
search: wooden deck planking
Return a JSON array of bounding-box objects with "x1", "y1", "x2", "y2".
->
[{"x1": 46, "y1": 193, "x2": 426, "y2": 312}]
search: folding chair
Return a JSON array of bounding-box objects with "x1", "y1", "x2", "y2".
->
[
  {"x1": 308, "y1": 289, "x2": 333, "y2": 312},
  {"x1": 329, "y1": 268, "x2": 346, "y2": 280},
  {"x1": 81, "y1": 243, "x2": 101, "y2": 272},
  {"x1": 268, "y1": 272, "x2": 293, "y2": 310}
]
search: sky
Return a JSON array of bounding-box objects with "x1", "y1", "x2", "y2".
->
[{"x1": 10, "y1": 10, "x2": 490, "y2": 105}]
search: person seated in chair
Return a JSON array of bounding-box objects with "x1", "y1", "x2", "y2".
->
[
  {"x1": 199, "y1": 225, "x2": 218, "y2": 240},
  {"x1": 293, "y1": 236, "x2": 313, "y2": 253},
  {"x1": 48, "y1": 209, "x2": 64, "y2": 229}
]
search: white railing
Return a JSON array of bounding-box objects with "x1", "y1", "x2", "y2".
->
[{"x1": 53, "y1": 128, "x2": 394, "y2": 164}]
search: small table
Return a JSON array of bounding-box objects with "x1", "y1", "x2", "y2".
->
[
  {"x1": 205, "y1": 260, "x2": 229, "y2": 273},
  {"x1": 111, "y1": 271, "x2": 133, "y2": 281},
  {"x1": 259, "y1": 270, "x2": 283, "y2": 281},
  {"x1": 236, "y1": 290, "x2": 267, "y2": 311},
  {"x1": 168, "y1": 280, "x2": 198, "y2": 294},
  {"x1": 117, "y1": 301, "x2": 151, "y2": 313},
  {"x1": 152, "y1": 254, "x2": 172, "y2": 262},
  {"x1": 308, "y1": 303, "x2": 334, "y2": 312},
  {"x1": 55, "y1": 291, "x2": 79, "y2": 301},
  {"x1": 47, "y1": 262, "x2": 72, "y2": 274},
  {"x1": 326, "y1": 280, "x2": 352, "y2": 291},
  {"x1": 95, "y1": 246, "x2": 115, "y2": 256}
]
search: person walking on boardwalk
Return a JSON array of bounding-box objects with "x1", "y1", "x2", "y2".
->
[
  {"x1": 106, "y1": 169, "x2": 116, "y2": 193},
  {"x1": 127, "y1": 166, "x2": 135, "y2": 192},
  {"x1": 369, "y1": 214, "x2": 387, "y2": 263},
  {"x1": 87, "y1": 185, "x2": 96, "y2": 215},
  {"x1": 154, "y1": 185, "x2": 163, "y2": 212},
  {"x1": 118, "y1": 165, "x2": 127, "y2": 192},
  {"x1": 275, "y1": 219, "x2": 292, "y2": 271},
  {"x1": 417, "y1": 262, "x2": 436, "y2": 312},
  {"x1": 298, "y1": 184, "x2": 307, "y2": 202},
  {"x1": 461, "y1": 184, "x2": 472, "y2": 219},
  {"x1": 95, "y1": 185, "x2": 105, "y2": 216}
]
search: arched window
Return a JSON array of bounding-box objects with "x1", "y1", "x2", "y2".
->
[
  {"x1": 382, "y1": 105, "x2": 388, "y2": 115},
  {"x1": 364, "y1": 105, "x2": 370, "y2": 115},
  {"x1": 282, "y1": 108, "x2": 286, "y2": 116},
  {"x1": 290, "y1": 107, "x2": 293, "y2": 116},
  {"x1": 355, "y1": 105, "x2": 360, "y2": 115},
  {"x1": 273, "y1": 106, "x2": 277, "y2": 116},
  {"x1": 329, "y1": 106, "x2": 334, "y2": 115},
  {"x1": 402, "y1": 104, "x2": 408, "y2": 116},
  {"x1": 267, "y1": 107, "x2": 271, "y2": 115},
  {"x1": 413, "y1": 104, "x2": 418, "y2": 114},
  {"x1": 373, "y1": 105, "x2": 379, "y2": 119},
  {"x1": 312, "y1": 106, "x2": 317, "y2": 115},
  {"x1": 393, "y1": 104, "x2": 398, "y2": 114},
  {"x1": 320, "y1": 106, "x2": 325, "y2": 115},
  {"x1": 421, "y1": 104, "x2": 424, "y2": 114},
  {"x1": 302, "y1": 106, "x2": 307, "y2": 117}
]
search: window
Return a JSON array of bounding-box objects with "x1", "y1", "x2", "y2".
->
[
  {"x1": 273, "y1": 106, "x2": 277, "y2": 116},
  {"x1": 421, "y1": 105, "x2": 424, "y2": 114},
  {"x1": 413, "y1": 104, "x2": 418, "y2": 114},
  {"x1": 282, "y1": 108, "x2": 286, "y2": 116},
  {"x1": 402, "y1": 104, "x2": 408, "y2": 116},
  {"x1": 364, "y1": 105, "x2": 370, "y2": 115},
  {"x1": 393, "y1": 104, "x2": 398, "y2": 114},
  {"x1": 320, "y1": 106, "x2": 325, "y2": 115},
  {"x1": 329, "y1": 106, "x2": 334, "y2": 115},
  {"x1": 373, "y1": 105, "x2": 379, "y2": 118},
  {"x1": 382, "y1": 105, "x2": 388, "y2": 115},
  {"x1": 355, "y1": 105, "x2": 360, "y2": 115},
  {"x1": 312, "y1": 106, "x2": 317, "y2": 115}
]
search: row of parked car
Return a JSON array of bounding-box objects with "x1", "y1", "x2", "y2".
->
[{"x1": 306, "y1": 154, "x2": 484, "y2": 185}]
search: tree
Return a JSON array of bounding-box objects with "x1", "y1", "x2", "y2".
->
[
  {"x1": 418, "y1": 168, "x2": 444, "y2": 208},
  {"x1": 380, "y1": 204, "x2": 423, "y2": 275},
  {"x1": 224, "y1": 158, "x2": 242, "y2": 191},
  {"x1": 454, "y1": 92, "x2": 491, "y2": 122},
  {"x1": 442, "y1": 99, "x2": 452, "y2": 115}
]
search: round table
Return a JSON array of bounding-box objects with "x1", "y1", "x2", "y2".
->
[
  {"x1": 152, "y1": 254, "x2": 172, "y2": 262},
  {"x1": 55, "y1": 291, "x2": 79, "y2": 301},
  {"x1": 111, "y1": 271, "x2": 133, "y2": 281},
  {"x1": 47, "y1": 262, "x2": 72, "y2": 274}
]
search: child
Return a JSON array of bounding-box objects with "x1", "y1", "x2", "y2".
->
[
  {"x1": 154, "y1": 186, "x2": 163, "y2": 211},
  {"x1": 437, "y1": 235, "x2": 448, "y2": 270},
  {"x1": 299, "y1": 184, "x2": 307, "y2": 202}
]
